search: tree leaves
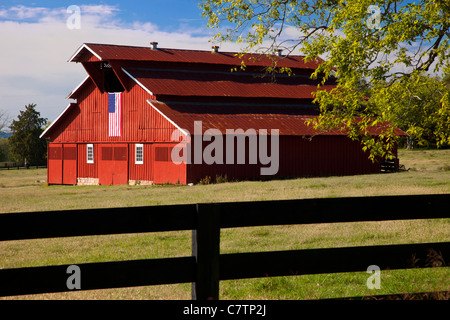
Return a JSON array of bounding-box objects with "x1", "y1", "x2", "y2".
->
[
  {"x1": 9, "y1": 104, "x2": 47, "y2": 165},
  {"x1": 200, "y1": 0, "x2": 450, "y2": 159}
]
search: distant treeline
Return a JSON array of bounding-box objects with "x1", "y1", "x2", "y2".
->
[{"x1": 0, "y1": 138, "x2": 13, "y2": 162}]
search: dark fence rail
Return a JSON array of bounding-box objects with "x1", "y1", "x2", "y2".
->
[
  {"x1": 0, "y1": 162, "x2": 47, "y2": 170},
  {"x1": 0, "y1": 194, "x2": 448, "y2": 299}
]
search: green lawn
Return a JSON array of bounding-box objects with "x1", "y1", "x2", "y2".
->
[{"x1": 0, "y1": 149, "x2": 449, "y2": 299}]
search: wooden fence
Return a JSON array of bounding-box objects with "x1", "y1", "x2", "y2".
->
[
  {"x1": 0, "y1": 194, "x2": 448, "y2": 299},
  {"x1": 0, "y1": 162, "x2": 47, "y2": 170}
]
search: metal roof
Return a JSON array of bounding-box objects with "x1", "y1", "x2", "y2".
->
[
  {"x1": 124, "y1": 67, "x2": 334, "y2": 100},
  {"x1": 148, "y1": 100, "x2": 341, "y2": 136},
  {"x1": 148, "y1": 100, "x2": 408, "y2": 137},
  {"x1": 70, "y1": 43, "x2": 324, "y2": 70}
]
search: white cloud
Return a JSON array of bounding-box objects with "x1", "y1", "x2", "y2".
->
[{"x1": 0, "y1": 5, "x2": 48, "y2": 20}]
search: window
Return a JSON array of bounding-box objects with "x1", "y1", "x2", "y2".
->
[
  {"x1": 135, "y1": 144, "x2": 143, "y2": 164},
  {"x1": 87, "y1": 144, "x2": 94, "y2": 164}
]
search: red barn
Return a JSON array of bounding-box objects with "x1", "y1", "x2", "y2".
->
[{"x1": 41, "y1": 42, "x2": 402, "y2": 185}]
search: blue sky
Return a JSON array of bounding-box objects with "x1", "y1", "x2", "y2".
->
[{"x1": 0, "y1": 1, "x2": 205, "y2": 26}]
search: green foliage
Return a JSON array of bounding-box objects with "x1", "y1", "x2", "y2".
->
[
  {"x1": 200, "y1": 0, "x2": 450, "y2": 160},
  {"x1": 369, "y1": 73, "x2": 450, "y2": 148},
  {"x1": 0, "y1": 138, "x2": 12, "y2": 162},
  {"x1": 9, "y1": 104, "x2": 48, "y2": 165}
]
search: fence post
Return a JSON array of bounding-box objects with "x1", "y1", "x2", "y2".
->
[{"x1": 192, "y1": 203, "x2": 220, "y2": 300}]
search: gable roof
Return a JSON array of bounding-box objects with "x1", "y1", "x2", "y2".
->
[
  {"x1": 69, "y1": 43, "x2": 324, "y2": 70},
  {"x1": 148, "y1": 100, "x2": 325, "y2": 136},
  {"x1": 123, "y1": 67, "x2": 333, "y2": 100}
]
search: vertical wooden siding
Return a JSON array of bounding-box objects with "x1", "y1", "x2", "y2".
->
[
  {"x1": 62, "y1": 144, "x2": 77, "y2": 185},
  {"x1": 49, "y1": 81, "x2": 179, "y2": 143},
  {"x1": 187, "y1": 136, "x2": 381, "y2": 183},
  {"x1": 77, "y1": 144, "x2": 98, "y2": 178},
  {"x1": 153, "y1": 143, "x2": 187, "y2": 184},
  {"x1": 128, "y1": 143, "x2": 154, "y2": 182},
  {"x1": 48, "y1": 144, "x2": 63, "y2": 184}
]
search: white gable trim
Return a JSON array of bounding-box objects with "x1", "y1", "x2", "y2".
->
[
  {"x1": 66, "y1": 75, "x2": 90, "y2": 99},
  {"x1": 121, "y1": 67, "x2": 186, "y2": 136},
  {"x1": 40, "y1": 103, "x2": 73, "y2": 138},
  {"x1": 146, "y1": 100, "x2": 188, "y2": 137},
  {"x1": 68, "y1": 44, "x2": 102, "y2": 62},
  {"x1": 121, "y1": 68, "x2": 154, "y2": 96}
]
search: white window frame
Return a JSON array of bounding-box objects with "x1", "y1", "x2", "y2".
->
[
  {"x1": 87, "y1": 144, "x2": 94, "y2": 164},
  {"x1": 135, "y1": 144, "x2": 144, "y2": 165}
]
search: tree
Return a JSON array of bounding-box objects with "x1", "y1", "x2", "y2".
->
[
  {"x1": 9, "y1": 104, "x2": 48, "y2": 166},
  {"x1": 200, "y1": 0, "x2": 450, "y2": 159},
  {"x1": 369, "y1": 73, "x2": 450, "y2": 149},
  {"x1": 0, "y1": 109, "x2": 10, "y2": 132},
  {"x1": 0, "y1": 139, "x2": 11, "y2": 162}
]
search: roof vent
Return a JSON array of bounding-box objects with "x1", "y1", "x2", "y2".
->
[
  {"x1": 212, "y1": 45, "x2": 219, "y2": 53},
  {"x1": 150, "y1": 42, "x2": 158, "y2": 50}
]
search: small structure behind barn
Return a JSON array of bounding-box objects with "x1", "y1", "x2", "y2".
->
[{"x1": 41, "y1": 42, "x2": 405, "y2": 185}]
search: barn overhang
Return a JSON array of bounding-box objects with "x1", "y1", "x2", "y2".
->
[
  {"x1": 68, "y1": 43, "x2": 102, "y2": 63},
  {"x1": 146, "y1": 100, "x2": 408, "y2": 138}
]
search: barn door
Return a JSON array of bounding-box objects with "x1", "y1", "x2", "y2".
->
[
  {"x1": 63, "y1": 144, "x2": 77, "y2": 185},
  {"x1": 48, "y1": 144, "x2": 62, "y2": 184},
  {"x1": 153, "y1": 144, "x2": 186, "y2": 184},
  {"x1": 99, "y1": 144, "x2": 128, "y2": 185},
  {"x1": 112, "y1": 145, "x2": 128, "y2": 185}
]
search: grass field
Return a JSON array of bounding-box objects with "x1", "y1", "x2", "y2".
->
[{"x1": 0, "y1": 149, "x2": 449, "y2": 300}]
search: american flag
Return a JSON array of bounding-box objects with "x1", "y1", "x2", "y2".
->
[{"x1": 108, "y1": 92, "x2": 122, "y2": 136}]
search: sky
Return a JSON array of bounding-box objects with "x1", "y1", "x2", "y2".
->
[{"x1": 0, "y1": 0, "x2": 246, "y2": 126}]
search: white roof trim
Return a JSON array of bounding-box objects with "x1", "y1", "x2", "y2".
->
[
  {"x1": 122, "y1": 68, "x2": 185, "y2": 135},
  {"x1": 66, "y1": 75, "x2": 90, "y2": 99},
  {"x1": 147, "y1": 100, "x2": 188, "y2": 137},
  {"x1": 121, "y1": 68, "x2": 154, "y2": 96},
  {"x1": 68, "y1": 44, "x2": 102, "y2": 62},
  {"x1": 40, "y1": 103, "x2": 74, "y2": 138}
]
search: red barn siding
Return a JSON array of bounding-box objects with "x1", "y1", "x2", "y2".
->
[
  {"x1": 186, "y1": 135, "x2": 380, "y2": 183},
  {"x1": 48, "y1": 144, "x2": 63, "y2": 184},
  {"x1": 77, "y1": 143, "x2": 98, "y2": 178},
  {"x1": 153, "y1": 143, "x2": 187, "y2": 184},
  {"x1": 98, "y1": 144, "x2": 129, "y2": 185},
  {"x1": 62, "y1": 144, "x2": 77, "y2": 184},
  {"x1": 49, "y1": 105, "x2": 81, "y2": 143},
  {"x1": 48, "y1": 143, "x2": 78, "y2": 185},
  {"x1": 49, "y1": 82, "x2": 178, "y2": 144},
  {"x1": 128, "y1": 143, "x2": 154, "y2": 182}
]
